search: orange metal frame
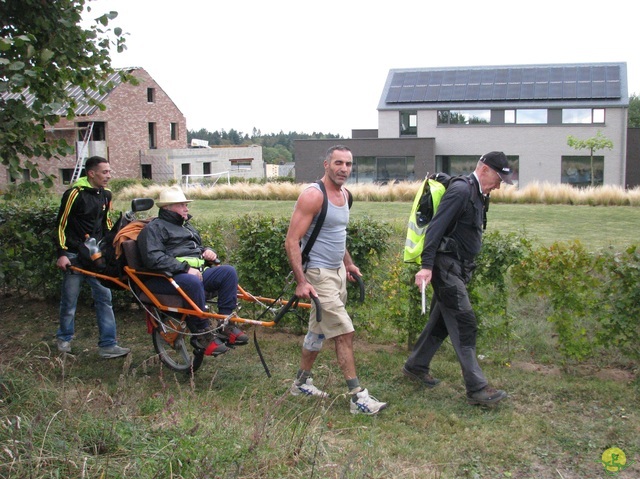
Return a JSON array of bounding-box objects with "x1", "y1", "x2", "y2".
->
[{"x1": 69, "y1": 265, "x2": 310, "y2": 328}]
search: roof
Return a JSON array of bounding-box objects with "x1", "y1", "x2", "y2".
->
[
  {"x1": 0, "y1": 67, "x2": 138, "y2": 116},
  {"x1": 378, "y1": 62, "x2": 629, "y2": 110}
]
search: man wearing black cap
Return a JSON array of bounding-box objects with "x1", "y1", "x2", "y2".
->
[{"x1": 402, "y1": 151, "x2": 513, "y2": 406}]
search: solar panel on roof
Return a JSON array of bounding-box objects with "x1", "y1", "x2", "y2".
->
[
  {"x1": 466, "y1": 83, "x2": 480, "y2": 100},
  {"x1": 452, "y1": 84, "x2": 467, "y2": 101},
  {"x1": 563, "y1": 81, "x2": 577, "y2": 99},
  {"x1": 591, "y1": 67, "x2": 606, "y2": 81},
  {"x1": 548, "y1": 82, "x2": 563, "y2": 99},
  {"x1": 455, "y1": 70, "x2": 470, "y2": 84},
  {"x1": 536, "y1": 68, "x2": 550, "y2": 82},
  {"x1": 493, "y1": 83, "x2": 507, "y2": 99},
  {"x1": 439, "y1": 84, "x2": 453, "y2": 101},
  {"x1": 577, "y1": 67, "x2": 591, "y2": 82},
  {"x1": 549, "y1": 68, "x2": 564, "y2": 82},
  {"x1": 443, "y1": 71, "x2": 457, "y2": 84},
  {"x1": 426, "y1": 85, "x2": 440, "y2": 101},
  {"x1": 506, "y1": 83, "x2": 521, "y2": 100},
  {"x1": 479, "y1": 83, "x2": 494, "y2": 100},
  {"x1": 591, "y1": 82, "x2": 606, "y2": 98},
  {"x1": 399, "y1": 86, "x2": 415, "y2": 102},
  {"x1": 412, "y1": 85, "x2": 428, "y2": 102},
  {"x1": 535, "y1": 82, "x2": 549, "y2": 99},
  {"x1": 577, "y1": 82, "x2": 591, "y2": 98},
  {"x1": 390, "y1": 73, "x2": 405, "y2": 87},
  {"x1": 384, "y1": 64, "x2": 623, "y2": 104}
]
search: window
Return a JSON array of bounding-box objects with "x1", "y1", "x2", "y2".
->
[
  {"x1": 170, "y1": 122, "x2": 178, "y2": 141},
  {"x1": 60, "y1": 168, "x2": 74, "y2": 185},
  {"x1": 141, "y1": 165, "x2": 152, "y2": 180},
  {"x1": 505, "y1": 110, "x2": 516, "y2": 124},
  {"x1": 561, "y1": 156, "x2": 604, "y2": 186},
  {"x1": 436, "y1": 155, "x2": 519, "y2": 184},
  {"x1": 514, "y1": 109, "x2": 547, "y2": 124},
  {"x1": 181, "y1": 163, "x2": 191, "y2": 176},
  {"x1": 76, "y1": 121, "x2": 106, "y2": 141},
  {"x1": 400, "y1": 111, "x2": 417, "y2": 136},
  {"x1": 148, "y1": 123, "x2": 157, "y2": 149},
  {"x1": 350, "y1": 156, "x2": 415, "y2": 184},
  {"x1": 438, "y1": 110, "x2": 490, "y2": 125},
  {"x1": 203, "y1": 162, "x2": 211, "y2": 175},
  {"x1": 229, "y1": 159, "x2": 252, "y2": 171},
  {"x1": 562, "y1": 108, "x2": 605, "y2": 124},
  {"x1": 147, "y1": 88, "x2": 155, "y2": 103}
]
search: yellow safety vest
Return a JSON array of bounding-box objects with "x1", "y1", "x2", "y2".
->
[{"x1": 403, "y1": 178, "x2": 446, "y2": 265}]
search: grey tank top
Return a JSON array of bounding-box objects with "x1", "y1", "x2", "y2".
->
[{"x1": 300, "y1": 183, "x2": 349, "y2": 269}]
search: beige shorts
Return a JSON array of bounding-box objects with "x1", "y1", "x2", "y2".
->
[{"x1": 305, "y1": 265, "x2": 354, "y2": 339}]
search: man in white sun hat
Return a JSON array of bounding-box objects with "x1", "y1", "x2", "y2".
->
[{"x1": 137, "y1": 185, "x2": 248, "y2": 356}]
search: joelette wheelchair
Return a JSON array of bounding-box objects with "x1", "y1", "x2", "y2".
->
[{"x1": 70, "y1": 198, "x2": 319, "y2": 374}]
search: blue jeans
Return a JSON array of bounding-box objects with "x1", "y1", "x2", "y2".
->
[
  {"x1": 144, "y1": 264, "x2": 238, "y2": 331},
  {"x1": 57, "y1": 266, "x2": 117, "y2": 348}
]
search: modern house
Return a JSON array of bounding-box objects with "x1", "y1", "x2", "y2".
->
[
  {"x1": 1, "y1": 67, "x2": 264, "y2": 192},
  {"x1": 294, "y1": 62, "x2": 637, "y2": 188}
]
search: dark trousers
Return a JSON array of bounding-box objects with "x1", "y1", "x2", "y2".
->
[
  {"x1": 145, "y1": 264, "x2": 238, "y2": 331},
  {"x1": 405, "y1": 254, "x2": 488, "y2": 393}
]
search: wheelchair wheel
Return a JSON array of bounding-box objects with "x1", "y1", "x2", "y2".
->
[{"x1": 152, "y1": 324, "x2": 204, "y2": 374}]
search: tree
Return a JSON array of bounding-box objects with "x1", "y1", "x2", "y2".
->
[
  {"x1": 628, "y1": 94, "x2": 640, "y2": 128},
  {"x1": 567, "y1": 131, "x2": 614, "y2": 186},
  {"x1": 0, "y1": 0, "x2": 132, "y2": 189}
]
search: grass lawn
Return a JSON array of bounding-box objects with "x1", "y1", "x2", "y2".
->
[
  {"x1": 2, "y1": 200, "x2": 639, "y2": 478},
  {"x1": 117, "y1": 199, "x2": 640, "y2": 250}
]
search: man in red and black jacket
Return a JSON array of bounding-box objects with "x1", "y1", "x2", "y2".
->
[{"x1": 54, "y1": 156, "x2": 130, "y2": 359}]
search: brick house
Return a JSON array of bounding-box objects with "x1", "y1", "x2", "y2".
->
[
  {"x1": 2, "y1": 67, "x2": 188, "y2": 193},
  {"x1": 2, "y1": 66, "x2": 266, "y2": 192}
]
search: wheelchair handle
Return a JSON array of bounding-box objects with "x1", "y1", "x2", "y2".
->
[
  {"x1": 351, "y1": 272, "x2": 365, "y2": 303},
  {"x1": 273, "y1": 294, "x2": 322, "y2": 324}
]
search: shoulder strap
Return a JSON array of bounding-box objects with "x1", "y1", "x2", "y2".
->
[{"x1": 301, "y1": 181, "x2": 328, "y2": 266}]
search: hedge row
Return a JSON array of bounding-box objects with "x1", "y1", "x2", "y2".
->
[{"x1": 1, "y1": 200, "x2": 638, "y2": 362}]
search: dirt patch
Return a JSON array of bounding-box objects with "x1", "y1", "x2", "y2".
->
[{"x1": 511, "y1": 360, "x2": 636, "y2": 383}]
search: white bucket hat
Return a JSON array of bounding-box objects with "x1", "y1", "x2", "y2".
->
[{"x1": 156, "y1": 185, "x2": 193, "y2": 207}]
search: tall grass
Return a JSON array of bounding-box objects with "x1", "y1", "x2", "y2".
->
[{"x1": 118, "y1": 181, "x2": 640, "y2": 206}]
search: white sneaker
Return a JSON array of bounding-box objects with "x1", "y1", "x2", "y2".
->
[
  {"x1": 350, "y1": 389, "x2": 387, "y2": 415},
  {"x1": 57, "y1": 339, "x2": 71, "y2": 353},
  {"x1": 290, "y1": 378, "x2": 329, "y2": 398}
]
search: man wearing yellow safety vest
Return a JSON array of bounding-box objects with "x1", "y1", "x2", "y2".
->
[{"x1": 403, "y1": 152, "x2": 513, "y2": 406}]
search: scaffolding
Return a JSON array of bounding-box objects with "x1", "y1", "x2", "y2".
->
[{"x1": 71, "y1": 122, "x2": 95, "y2": 184}]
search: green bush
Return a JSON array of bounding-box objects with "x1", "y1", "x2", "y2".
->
[{"x1": 0, "y1": 198, "x2": 60, "y2": 299}]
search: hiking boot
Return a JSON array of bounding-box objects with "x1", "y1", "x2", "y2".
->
[
  {"x1": 350, "y1": 389, "x2": 388, "y2": 415},
  {"x1": 190, "y1": 331, "x2": 229, "y2": 357},
  {"x1": 289, "y1": 378, "x2": 329, "y2": 398},
  {"x1": 467, "y1": 386, "x2": 508, "y2": 406},
  {"x1": 218, "y1": 323, "x2": 249, "y2": 346},
  {"x1": 98, "y1": 344, "x2": 131, "y2": 359},
  {"x1": 57, "y1": 339, "x2": 71, "y2": 353},
  {"x1": 402, "y1": 365, "x2": 440, "y2": 388}
]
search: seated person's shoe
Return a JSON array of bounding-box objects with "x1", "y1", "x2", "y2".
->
[
  {"x1": 190, "y1": 331, "x2": 229, "y2": 356},
  {"x1": 218, "y1": 323, "x2": 249, "y2": 345}
]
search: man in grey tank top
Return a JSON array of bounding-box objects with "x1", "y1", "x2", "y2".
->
[{"x1": 284, "y1": 145, "x2": 387, "y2": 415}]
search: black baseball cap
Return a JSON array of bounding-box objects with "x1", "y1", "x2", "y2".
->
[{"x1": 480, "y1": 151, "x2": 513, "y2": 185}]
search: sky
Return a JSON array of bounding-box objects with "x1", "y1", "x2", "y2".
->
[{"x1": 86, "y1": 0, "x2": 640, "y2": 139}]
